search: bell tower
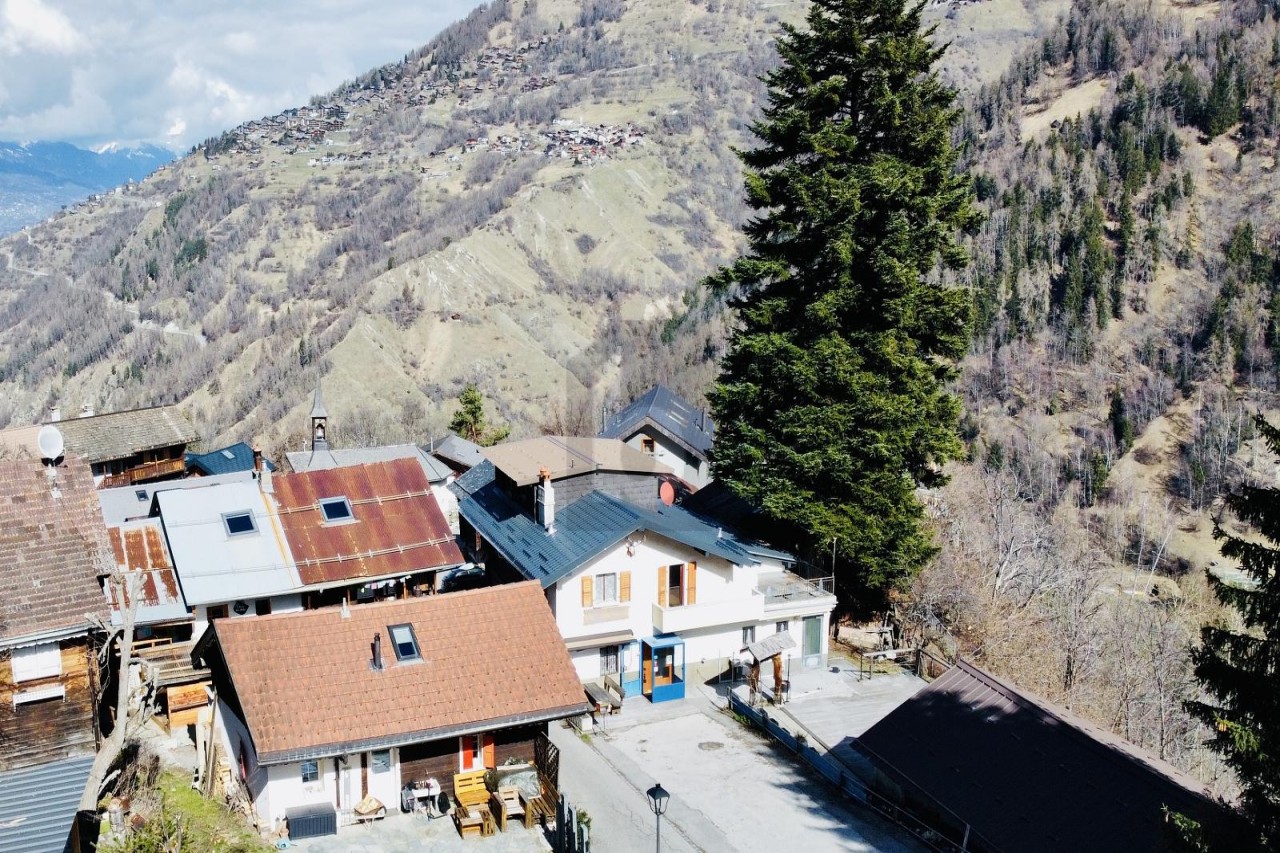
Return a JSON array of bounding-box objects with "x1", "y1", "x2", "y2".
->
[{"x1": 310, "y1": 384, "x2": 329, "y2": 452}]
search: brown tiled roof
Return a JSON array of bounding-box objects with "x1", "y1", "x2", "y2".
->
[
  {"x1": 273, "y1": 458, "x2": 462, "y2": 586},
  {"x1": 0, "y1": 456, "x2": 111, "y2": 643},
  {"x1": 211, "y1": 581, "x2": 589, "y2": 762},
  {"x1": 50, "y1": 405, "x2": 198, "y2": 464},
  {"x1": 105, "y1": 521, "x2": 183, "y2": 617}
]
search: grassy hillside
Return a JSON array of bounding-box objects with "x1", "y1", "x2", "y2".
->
[{"x1": 0, "y1": 0, "x2": 1063, "y2": 460}]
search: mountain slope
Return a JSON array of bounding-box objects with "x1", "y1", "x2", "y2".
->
[
  {"x1": 0, "y1": 0, "x2": 1064, "y2": 457},
  {"x1": 0, "y1": 141, "x2": 173, "y2": 235}
]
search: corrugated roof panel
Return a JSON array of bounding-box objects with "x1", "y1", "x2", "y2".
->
[{"x1": 0, "y1": 754, "x2": 94, "y2": 853}]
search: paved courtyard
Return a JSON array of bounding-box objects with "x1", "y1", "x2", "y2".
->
[
  {"x1": 286, "y1": 810, "x2": 551, "y2": 852},
  {"x1": 553, "y1": 681, "x2": 925, "y2": 853}
]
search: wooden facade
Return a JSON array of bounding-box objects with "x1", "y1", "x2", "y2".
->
[
  {"x1": 399, "y1": 723, "x2": 545, "y2": 785},
  {"x1": 0, "y1": 638, "x2": 99, "y2": 772}
]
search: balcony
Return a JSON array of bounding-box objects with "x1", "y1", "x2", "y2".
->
[
  {"x1": 758, "y1": 571, "x2": 837, "y2": 614},
  {"x1": 652, "y1": 591, "x2": 763, "y2": 634},
  {"x1": 100, "y1": 456, "x2": 187, "y2": 488}
]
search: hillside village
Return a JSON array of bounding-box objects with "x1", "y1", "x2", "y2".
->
[{"x1": 0, "y1": 387, "x2": 1233, "y2": 851}]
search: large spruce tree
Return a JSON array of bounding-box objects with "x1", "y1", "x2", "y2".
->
[
  {"x1": 706, "y1": 0, "x2": 977, "y2": 597},
  {"x1": 1187, "y1": 414, "x2": 1280, "y2": 849}
]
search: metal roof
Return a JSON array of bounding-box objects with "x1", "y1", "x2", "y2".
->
[
  {"x1": 45, "y1": 405, "x2": 198, "y2": 464},
  {"x1": 856, "y1": 660, "x2": 1230, "y2": 852},
  {"x1": 272, "y1": 458, "x2": 462, "y2": 586},
  {"x1": 0, "y1": 754, "x2": 94, "y2": 853},
  {"x1": 157, "y1": 480, "x2": 300, "y2": 605},
  {"x1": 600, "y1": 384, "x2": 714, "y2": 458},
  {"x1": 186, "y1": 442, "x2": 276, "y2": 477},
  {"x1": 310, "y1": 384, "x2": 328, "y2": 419},
  {"x1": 286, "y1": 443, "x2": 452, "y2": 483},
  {"x1": 453, "y1": 461, "x2": 790, "y2": 588},
  {"x1": 483, "y1": 435, "x2": 671, "y2": 486},
  {"x1": 105, "y1": 520, "x2": 188, "y2": 625},
  {"x1": 96, "y1": 470, "x2": 255, "y2": 526}
]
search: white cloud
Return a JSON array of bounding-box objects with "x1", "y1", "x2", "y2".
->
[
  {"x1": 0, "y1": 0, "x2": 482, "y2": 148},
  {"x1": 0, "y1": 0, "x2": 86, "y2": 55}
]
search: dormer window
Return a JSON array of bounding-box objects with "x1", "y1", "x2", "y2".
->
[
  {"x1": 223, "y1": 511, "x2": 257, "y2": 536},
  {"x1": 388, "y1": 623, "x2": 421, "y2": 662},
  {"x1": 319, "y1": 497, "x2": 354, "y2": 524}
]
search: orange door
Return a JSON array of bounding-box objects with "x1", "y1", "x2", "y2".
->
[{"x1": 642, "y1": 652, "x2": 653, "y2": 695}]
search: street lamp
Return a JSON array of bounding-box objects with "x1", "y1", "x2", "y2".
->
[{"x1": 646, "y1": 782, "x2": 670, "y2": 853}]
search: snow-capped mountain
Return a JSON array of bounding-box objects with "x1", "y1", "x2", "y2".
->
[{"x1": 0, "y1": 141, "x2": 174, "y2": 235}]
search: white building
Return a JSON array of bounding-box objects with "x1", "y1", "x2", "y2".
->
[
  {"x1": 599, "y1": 384, "x2": 714, "y2": 488},
  {"x1": 453, "y1": 437, "x2": 836, "y2": 703}
]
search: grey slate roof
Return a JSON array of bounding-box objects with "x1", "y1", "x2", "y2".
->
[
  {"x1": 429, "y1": 433, "x2": 485, "y2": 471},
  {"x1": 453, "y1": 461, "x2": 789, "y2": 587},
  {"x1": 285, "y1": 444, "x2": 452, "y2": 483},
  {"x1": 600, "y1": 384, "x2": 714, "y2": 459},
  {"x1": 48, "y1": 405, "x2": 198, "y2": 464},
  {"x1": 0, "y1": 753, "x2": 94, "y2": 853},
  {"x1": 186, "y1": 442, "x2": 276, "y2": 476},
  {"x1": 855, "y1": 659, "x2": 1230, "y2": 852}
]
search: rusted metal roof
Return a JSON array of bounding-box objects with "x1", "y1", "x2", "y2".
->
[
  {"x1": 273, "y1": 458, "x2": 462, "y2": 586},
  {"x1": 105, "y1": 520, "x2": 187, "y2": 625}
]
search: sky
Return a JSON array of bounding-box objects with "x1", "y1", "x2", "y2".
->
[{"x1": 0, "y1": 0, "x2": 483, "y2": 151}]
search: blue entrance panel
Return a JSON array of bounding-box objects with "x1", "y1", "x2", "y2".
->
[{"x1": 642, "y1": 635, "x2": 685, "y2": 703}]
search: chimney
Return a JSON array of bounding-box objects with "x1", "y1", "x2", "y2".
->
[
  {"x1": 340, "y1": 597, "x2": 350, "y2": 619},
  {"x1": 48, "y1": 405, "x2": 60, "y2": 423},
  {"x1": 252, "y1": 446, "x2": 263, "y2": 474},
  {"x1": 79, "y1": 403, "x2": 94, "y2": 418},
  {"x1": 371, "y1": 632, "x2": 383, "y2": 671},
  {"x1": 535, "y1": 466, "x2": 555, "y2": 533}
]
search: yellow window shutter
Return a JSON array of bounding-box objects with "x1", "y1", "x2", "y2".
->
[
  {"x1": 581, "y1": 576, "x2": 593, "y2": 607},
  {"x1": 620, "y1": 571, "x2": 632, "y2": 603},
  {"x1": 657, "y1": 569, "x2": 667, "y2": 607},
  {"x1": 686, "y1": 562, "x2": 697, "y2": 605}
]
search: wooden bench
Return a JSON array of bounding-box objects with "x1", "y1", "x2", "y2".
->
[
  {"x1": 452, "y1": 771, "x2": 495, "y2": 838},
  {"x1": 519, "y1": 771, "x2": 558, "y2": 829},
  {"x1": 585, "y1": 674, "x2": 625, "y2": 716},
  {"x1": 489, "y1": 785, "x2": 525, "y2": 832}
]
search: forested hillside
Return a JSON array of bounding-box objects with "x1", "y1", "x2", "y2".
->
[
  {"x1": 0, "y1": 0, "x2": 1059, "y2": 458},
  {"x1": 912, "y1": 0, "x2": 1280, "y2": 795}
]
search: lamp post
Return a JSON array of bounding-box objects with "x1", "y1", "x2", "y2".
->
[{"x1": 646, "y1": 782, "x2": 670, "y2": 853}]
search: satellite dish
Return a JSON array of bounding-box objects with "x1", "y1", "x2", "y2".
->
[{"x1": 36, "y1": 425, "x2": 64, "y2": 461}]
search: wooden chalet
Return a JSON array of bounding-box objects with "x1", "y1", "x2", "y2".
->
[
  {"x1": 47, "y1": 405, "x2": 198, "y2": 488},
  {"x1": 0, "y1": 455, "x2": 111, "y2": 772}
]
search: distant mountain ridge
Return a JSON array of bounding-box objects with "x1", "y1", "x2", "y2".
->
[{"x1": 0, "y1": 141, "x2": 174, "y2": 235}]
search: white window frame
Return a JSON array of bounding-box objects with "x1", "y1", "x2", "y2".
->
[
  {"x1": 12, "y1": 643, "x2": 61, "y2": 683},
  {"x1": 319, "y1": 496, "x2": 355, "y2": 524},
  {"x1": 371, "y1": 749, "x2": 392, "y2": 774},
  {"x1": 14, "y1": 684, "x2": 64, "y2": 706},
  {"x1": 776, "y1": 620, "x2": 790, "y2": 635},
  {"x1": 300, "y1": 759, "x2": 319, "y2": 784},
  {"x1": 222, "y1": 511, "x2": 258, "y2": 537},
  {"x1": 594, "y1": 573, "x2": 619, "y2": 606},
  {"x1": 742, "y1": 625, "x2": 756, "y2": 646}
]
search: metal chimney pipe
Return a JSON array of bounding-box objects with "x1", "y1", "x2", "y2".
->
[{"x1": 372, "y1": 632, "x2": 383, "y2": 671}]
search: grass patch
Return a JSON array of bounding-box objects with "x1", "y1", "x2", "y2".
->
[{"x1": 98, "y1": 769, "x2": 270, "y2": 853}]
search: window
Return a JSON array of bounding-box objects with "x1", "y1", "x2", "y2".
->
[
  {"x1": 135, "y1": 489, "x2": 148, "y2": 502},
  {"x1": 223, "y1": 511, "x2": 257, "y2": 536},
  {"x1": 600, "y1": 644, "x2": 620, "y2": 675},
  {"x1": 388, "y1": 624, "x2": 421, "y2": 662},
  {"x1": 661, "y1": 563, "x2": 697, "y2": 608},
  {"x1": 668, "y1": 564, "x2": 684, "y2": 607},
  {"x1": 371, "y1": 749, "x2": 391, "y2": 774},
  {"x1": 254, "y1": 598, "x2": 272, "y2": 616},
  {"x1": 13, "y1": 685, "x2": 64, "y2": 706},
  {"x1": 207, "y1": 604, "x2": 228, "y2": 622},
  {"x1": 776, "y1": 620, "x2": 790, "y2": 634},
  {"x1": 641, "y1": 437, "x2": 656, "y2": 455},
  {"x1": 300, "y1": 759, "x2": 319, "y2": 784},
  {"x1": 319, "y1": 497, "x2": 354, "y2": 523},
  {"x1": 594, "y1": 573, "x2": 618, "y2": 606},
  {"x1": 742, "y1": 626, "x2": 756, "y2": 646},
  {"x1": 12, "y1": 644, "x2": 61, "y2": 683}
]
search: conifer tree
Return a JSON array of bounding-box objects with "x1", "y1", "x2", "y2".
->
[
  {"x1": 1186, "y1": 414, "x2": 1280, "y2": 848},
  {"x1": 705, "y1": 0, "x2": 977, "y2": 597}
]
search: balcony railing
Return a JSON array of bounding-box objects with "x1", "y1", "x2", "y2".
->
[
  {"x1": 652, "y1": 591, "x2": 764, "y2": 634},
  {"x1": 101, "y1": 456, "x2": 187, "y2": 488}
]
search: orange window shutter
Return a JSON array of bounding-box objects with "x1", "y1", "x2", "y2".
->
[
  {"x1": 620, "y1": 571, "x2": 632, "y2": 602},
  {"x1": 482, "y1": 733, "x2": 495, "y2": 769},
  {"x1": 686, "y1": 562, "x2": 697, "y2": 605},
  {"x1": 581, "y1": 576, "x2": 593, "y2": 607},
  {"x1": 657, "y1": 570, "x2": 667, "y2": 607}
]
